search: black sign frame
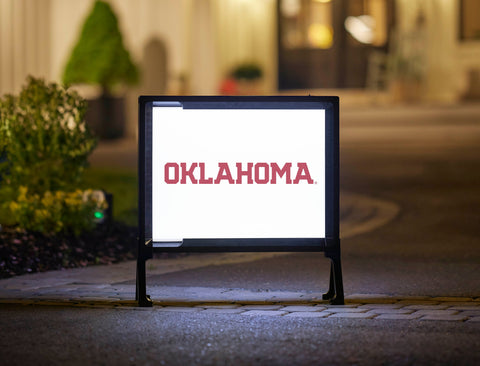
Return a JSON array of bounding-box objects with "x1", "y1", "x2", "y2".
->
[{"x1": 137, "y1": 96, "x2": 343, "y2": 306}]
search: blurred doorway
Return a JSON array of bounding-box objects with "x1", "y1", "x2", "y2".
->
[{"x1": 278, "y1": 0, "x2": 394, "y2": 89}]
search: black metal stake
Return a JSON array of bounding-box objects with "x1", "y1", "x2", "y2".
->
[
  {"x1": 136, "y1": 255, "x2": 152, "y2": 307},
  {"x1": 323, "y1": 249, "x2": 344, "y2": 305},
  {"x1": 323, "y1": 262, "x2": 336, "y2": 301}
]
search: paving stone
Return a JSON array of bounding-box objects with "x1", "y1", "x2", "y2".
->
[
  {"x1": 230, "y1": 301, "x2": 277, "y2": 305},
  {"x1": 285, "y1": 311, "x2": 331, "y2": 318},
  {"x1": 395, "y1": 300, "x2": 438, "y2": 306},
  {"x1": 90, "y1": 304, "x2": 120, "y2": 309},
  {"x1": 403, "y1": 304, "x2": 448, "y2": 310},
  {"x1": 457, "y1": 310, "x2": 480, "y2": 317},
  {"x1": 365, "y1": 299, "x2": 399, "y2": 304},
  {"x1": 0, "y1": 293, "x2": 22, "y2": 299},
  {"x1": 113, "y1": 306, "x2": 138, "y2": 311},
  {"x1": 72, "y1": 286, "x2": 107, "y2": 293},
  {"x1": 112, "y1": 303, "x2": 137, "y2": 309},
  {"x1": 324, "y1": 307, "x2": 367, "y2": 313},
  {"x1": 358, "y1": 304, "x2": 404, "y2": 310},
  {"x1": 33, "y1": 301, "x2": 77, "y2": 306},
  {"x1": 16, "y1": 287, "x2": 45, "y2": 291},
  {"x1": 345, "y1": 293, "x2": 394, "y2": 300},
  {"x1": 77, "y1": 298, "x2": 107, "y2": 304},
  {"x1": 201, "y1": 308, "x2": 246, "y2": 314},
  {"x1": 329, "y1": 312, "x2": 377, "y2": 319},
  {"x1": 447, "y1": 305, "x2": 480, "y2": 311},
  {"x1": 71, "y1": 302, "x2": 104, "y2": 308},
  {"x1": 411, "y1": 310, "x2": 458, "y2": 316},
  {"x1": 432, "y1": 297, "x2": 473, "y2": 302},
  {"x1": 29, "y1": 294, "x2": 65, "y2": 298},
  {"x1": 130, "y1": 306, "x2": 158, "y2": 311},
  {"x1": 281, "y1": 306, "x2": 321, "y2": 312},
  {"x1": 195, "y1": 304, "x2": 240, "y2": 309},
  {"x1": 155, "y1": 302, "x2": 199, "y2": 307},
  {"x1": 241, "y1": 310, "x2": 287, "y2": 317},
  {"x1": 77, "y1": 293, "x2": 119, "y2": 297},
  {"x1": 156, "y1": 307, "x2": 204, "y2": 313},
  {"x1": 375, "y1": 313, "x2": 423, "y2": 320},
  {"x1": 109, "y1": 287, "x2": 135, "y2": 292},
  {"x1": 440, "y1": 302, "x2": 478, "y2": 307},
  {"x1": 112, "y1": 297, "x2": 134, "y2": 301},
  {"x1": 324, "y1": 304, "x2": 359, "y2": 309},
  {"x1": 78, "y1": 296, "x2": 110, "y2": 301},
  {"x1": 239, "y1": 305, "x2": 284, "y2": 311},
  {"x1": 467, "y1": 317, "x2": 480, "y2": 322},
  {"x1": 420, "y1": 314, "x2": 468, "y2": 322},
  {"x1": 366, "y1": 308, "x2": 414, "y2": 315},
  {"x1": 347, "y1": 298, "x2": 397, "y2": 304}
]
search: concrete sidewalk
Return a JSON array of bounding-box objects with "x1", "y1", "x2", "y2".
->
[
  {"x1": 1, "y1": 190, "x2": 479, "y2": 322},
  {"x1": 0, "y1": 190, "x2": 398, "y2": 302}
]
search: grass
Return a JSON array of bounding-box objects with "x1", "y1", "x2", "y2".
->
[{"x1": 82, "y1": 167, "x2": 138, "y2": 226}]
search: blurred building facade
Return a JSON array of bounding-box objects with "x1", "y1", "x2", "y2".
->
[{"x1": 1, "y1": 0, "x2": 479, "y2": 137}]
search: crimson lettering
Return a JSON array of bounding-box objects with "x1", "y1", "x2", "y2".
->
[
  {"x1": 254, "y1": 163, "x2": 270, "y2": 184},
  {"x1": 181, "y1": 163, "x2": 198, "y2": 184},
  {"x1": 271, "y1": 162, "x2": 292, "y2": 184},
  {"x1": 293, "y1": 163, "x2": 314, "y2": 184},
  {"x1": 164, "y1": 163, "x2": 179, "y2": 184},
  {"x1": 214, "y1": 163, "x2": 235, "y2": 184},
  {"x1": 198, "y1": 162, "x2": 213, "y2": 184},
  {"x1": 163, "y1": 162, "x2": 315, "y2": 185},
  {"x1": 236, "y1": 162, "x2": 253, "y2": 184}
]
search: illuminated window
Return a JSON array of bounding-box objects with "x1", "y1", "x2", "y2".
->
[
  {"x1": 460, "y1": 0, "x2": 480, "y2": 40},
  {"x1": 280, "y1": 0, "x2": 333, "y2": 49},
  {"x1": 344, "y1": 0, "x2": 387, "y2": 46}
]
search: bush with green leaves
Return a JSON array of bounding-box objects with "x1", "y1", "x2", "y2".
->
[
  {"x1": 0, "y1": 76, "x2": 96, "y2": 195},
  {"x1": 0, "y1": 76, "x2": 98, "y2": 234},
  {"x1": 62, "y1": 0, "x2": 139, "y2": 94},
  {"x1": 232, "y1": 63, "x2": 263, "y2": 81},
  {"x1": 9, "y1": 187, "x2": 106, "y2": 236}
]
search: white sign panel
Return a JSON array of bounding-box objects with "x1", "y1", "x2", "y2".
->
[{"x1": 151, "y1": 108, "x2": 325, "y2": 242}]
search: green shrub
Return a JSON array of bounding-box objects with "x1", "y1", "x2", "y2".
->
[
  {"x1": 0, "y1": 76, "x2": 100, "y2": 234},
  {"x1": 62, "y1": 0, "x2": 139, "y2": 93},
  {"x1": 0, "y1": 76, "x2": 96, "y2": 195},
  {"x1": 231, "y1": 63, "x2": 263, "y2": 80},
  {"x1": 9, "y1": 187, "x2": 107, "y2": 236}
]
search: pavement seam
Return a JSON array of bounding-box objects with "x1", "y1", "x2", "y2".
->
[{"x1": 1, "y1": 296, "x2": 479, "y2": 322}]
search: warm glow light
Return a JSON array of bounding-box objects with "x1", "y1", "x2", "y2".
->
[
  {"x1": 308, "y1": 23, "x2": 333, "y2": 49},
  {"x1": 281, "y1": 0, "x2": 301, "y2": 17},
  {"x1": 344, "y1": 15, "x2": 375, "y2": 44},
  {"x1": 314, "y1": 0, "x2": 331, "y2": 3}
]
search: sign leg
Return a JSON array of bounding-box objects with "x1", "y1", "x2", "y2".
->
[
  {"x1": 323, "y1": 250, "x2": 345, "y2": 305},
  {"x1": 136, "y1": 256, "x2": 153, "y2": 307},
  {"x1": 322, "y1": 263, "x2": 335, "y2": 301}
]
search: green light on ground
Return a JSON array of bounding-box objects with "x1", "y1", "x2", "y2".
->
[{"x1": 94, "y1": 211, "x2": 104, "y2": 219}]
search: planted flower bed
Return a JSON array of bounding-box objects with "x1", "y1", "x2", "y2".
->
[
  {"x1": 0, "y1": 222, "x2": 136, "y2": 279},
  {"x1": 0, "y1": 77, "x2": 142, "y2": 278}
]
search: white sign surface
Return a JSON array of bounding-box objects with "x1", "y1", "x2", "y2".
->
[{"x1": 152, "y1": 108, "x2": 325, "y2": 242}]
